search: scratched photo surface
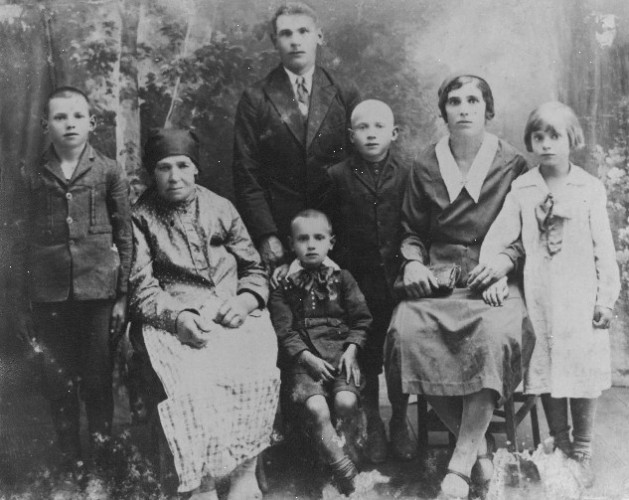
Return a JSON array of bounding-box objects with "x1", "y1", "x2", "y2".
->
[{"x1": 0, "y1": 0, "x2": 628, "y2": 498}]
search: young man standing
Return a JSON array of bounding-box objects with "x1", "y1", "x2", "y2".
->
[{"x1": 232, "y1": 2, "x2": 360, "y2": 271}]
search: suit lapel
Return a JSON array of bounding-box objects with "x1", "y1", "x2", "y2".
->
[
  {"x1": 70, "y1": 145, "x2": 94, "y2": 182},
  {"x1": 42, "y1": 144, "x2": 94, "y2": 184},
  {"x1": 264, "y1": 66, "x2": 306, "y2": 146},
  {"x1": 42, "y1": 147, "x2": 68, "y2": 185},
  {"x1": 306, "y1": 67, "x2": 336, "y2": 147}
]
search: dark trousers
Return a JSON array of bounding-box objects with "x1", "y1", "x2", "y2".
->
[
  {"x1": 32, "y1": 300, "x2": 114, "y2": 461},
  {"x1": 355, "y1": 268, "x2": 395, "y2": 376}
]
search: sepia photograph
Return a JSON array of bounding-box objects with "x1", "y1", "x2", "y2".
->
[{"x1": 0, "y1": 0, "x2": 628, "y2": 498}]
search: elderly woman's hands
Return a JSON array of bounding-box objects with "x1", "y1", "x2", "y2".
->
[
  {"x1": 214, "y1": 292, "x2": 259, "y2": 328},
  {"x1": 467, "y1": 255, "x2": 514, "y2": 291},
  {"x1": 176, "y1": 311, "x2": 214, "y2": 348},
  {"x1": 403, "y1": 261, "x2": 438, "y2": 298},
  {"x1": 175, "y1": 293, "x2": 259, "y2": 348}
]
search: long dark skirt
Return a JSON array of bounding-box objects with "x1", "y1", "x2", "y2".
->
[{"x1": 384, "y1": 284, "x2": 534, "y2": 405}]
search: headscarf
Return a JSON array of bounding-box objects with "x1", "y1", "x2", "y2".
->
[{"x1": 143, "y1": 128, "x2": 200, "y2": 173}]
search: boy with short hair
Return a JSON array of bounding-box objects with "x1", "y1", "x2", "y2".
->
[
  {"x1": 269, "y1": 209, "x2": 372, "y2": 496},
  {"x1": 326, "y1": 99, "x2": 414, "y2": 463},
  {"x1": 13, "y1": 86, "x2": 132, "y2": 472}
]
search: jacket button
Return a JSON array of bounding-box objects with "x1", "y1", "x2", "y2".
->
[
  {"x1": 66, "y1": 216, "x2": 73, "y2": 224},
  {"x1": 65, "y1": 193, "x2": 72, "y2": 200}
]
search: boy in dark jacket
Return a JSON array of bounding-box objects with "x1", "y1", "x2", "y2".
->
[
  {"x1": 269, "y1": 209, "x2": 372, "y2": 496},
  {"x1": 13, "y1": 87, "x2": 132, "y2": 471},
  {"x1": 326, "y1": 99, "x2": 414, "y2": 463}
]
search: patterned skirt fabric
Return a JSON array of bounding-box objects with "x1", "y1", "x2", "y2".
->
[
  {"x1": 385, "y1": 284, "x2": 535, "y2": 405},
  {"x1": 143, "y1": 310, "x2": 280, "y2": 493}
]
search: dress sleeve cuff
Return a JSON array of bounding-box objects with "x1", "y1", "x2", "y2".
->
[
  {"x1": 238, "y1": 289, "x2": 266, "y2": 309},
  {"x1": 173, "y1": 308, "x2": 200, "y2": 335}
]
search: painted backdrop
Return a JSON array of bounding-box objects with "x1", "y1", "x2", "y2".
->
[{"x1": 0, "y1": 0, "x2": 628, "y2": 382}]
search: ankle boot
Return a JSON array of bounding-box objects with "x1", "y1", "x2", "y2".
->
[{"x1": 330, "y1": 455, "x2": 358, "y2": 496}]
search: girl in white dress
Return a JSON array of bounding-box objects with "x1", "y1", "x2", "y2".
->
[{"x1": 480, "y1": 101, "x2": 620, "y2": 489}]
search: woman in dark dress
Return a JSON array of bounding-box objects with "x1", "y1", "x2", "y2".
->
[{"x1": 384, "y1": 75, "x2": 534, "y2": 499}]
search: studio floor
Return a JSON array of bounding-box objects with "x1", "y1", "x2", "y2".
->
[{"x1": 1, "y1": 348, "x2": 628, "y2": 500}]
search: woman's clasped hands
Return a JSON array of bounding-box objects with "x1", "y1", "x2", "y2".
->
[
  {"x1": 403, "y1": 254, "x2": 514, "y2": 305},
  {"x1": 175, "y1": 293, "x2": 259, "y2": 348},
  {"x1": 467, "y1": 254, "x2": 514, "y2": 306}
]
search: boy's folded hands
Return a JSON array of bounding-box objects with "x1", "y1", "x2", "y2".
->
[
  {"x1": 338, "y1": 344, "x2": 361, "y2": 386},
  {"x1": 298, "y1": 350, "x2": 337, "y2": 382},
  {"x1": 296, "y1": 345, "x2": 361, "y2": 386}
]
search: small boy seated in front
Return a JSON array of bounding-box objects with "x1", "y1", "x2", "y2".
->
[{"x1": 269, "y1": 209, "x2": 372, "y2": 496}]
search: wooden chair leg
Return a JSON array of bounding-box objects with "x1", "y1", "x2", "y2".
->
[
  {"x1": 448, "y1": 432, "x2": 456, "y2": 449},
  {"x1": 256, "y1": 449, "x2": 269, "y2": 494},
  {"x1": 416, "y1": 395, "x2": 429, "y2": 452},
  {"x1": 530, "y1": 397, "x2": 541, "y2": 449},
  {"x1": 504, "y1": 396, "x2": 518, "y2": 452}
]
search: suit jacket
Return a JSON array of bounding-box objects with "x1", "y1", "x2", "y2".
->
[
  {"x1": 233, "y1": 64, "x2": 360, "y2": 245},
  {"x1": 269, "y1": 267, "x2": 372, "y2": 370},
  {"x1": 13, "y1": 144, "x2": 132, "y2": 303},
  {"x1": 326, "y1": 152, "x2": 412, "y2": 295}
]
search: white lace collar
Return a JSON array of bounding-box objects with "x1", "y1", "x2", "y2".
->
[{"x1": 435, "y1": 132, "x2": 499, "y2": 204}]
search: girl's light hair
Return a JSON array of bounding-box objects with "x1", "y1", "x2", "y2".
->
[{"x1": 524, "y1": 101, "x2": 585, "y2": 152}]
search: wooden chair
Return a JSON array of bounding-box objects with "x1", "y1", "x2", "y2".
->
[{"x1": 415, "y1": 392, "x2": 541, "y2": 453}]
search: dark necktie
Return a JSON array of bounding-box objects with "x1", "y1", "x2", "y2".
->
[{"x1": 296, "y1": 76, "x2": 309, "y2": 117}]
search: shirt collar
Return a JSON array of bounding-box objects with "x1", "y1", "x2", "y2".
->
[
  {"x1": 283, "y1": 66, "x2": 315, "y2": 94},
  {"x1": 435, "y1": 132, "x2": 499, "y2": 204},
  {"x1": 287, "y1": 256, "x2": 340, "y2": 276},
  {"x1": 45, "y1": 143, "x2": 94, "y2": 163},
  {"x1": 520, "y1": 164, "x2": 588, "y2": 190}
]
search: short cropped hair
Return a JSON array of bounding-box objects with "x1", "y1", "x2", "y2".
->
[
  {"x1": 290, "y1": 208, "x2": 333, "y2": 236},
  {"x1": 270, "y1": 2, "x2": 318, "y2": 35},
  {"x1": 524, "y1": 101, "x2": 585, "y2": 152},
  {"x1": 437, "y1": 74, "x2": 495, "y2": 123},
  {"x1": 44, "y1": 86, "x2": 91, "y2": 117}
]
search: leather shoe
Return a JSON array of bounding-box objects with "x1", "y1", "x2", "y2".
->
[
  {"x1": 365, "y1": 417, "x2": 388, "y2": 464},
  {"x1": 389, "y1": 419, "x2": 417, "y2": 461},
  {"x1": 571, "y1": 452, "x2": 595, "y2": 488}
]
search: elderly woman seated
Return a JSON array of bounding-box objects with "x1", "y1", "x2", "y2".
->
[{"x1": 129, "y1": 129, "x2": 279, "y2": 500}]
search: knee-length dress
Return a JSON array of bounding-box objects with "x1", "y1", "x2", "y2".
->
[
  {"x1": 480, "y1": 166, "x2": 620, "y2": 398},
  {"x1": 385, "y1": 133, "x2": 535, "y2": 403},
  {"x1": 130, "y1": 186, "x2": 280, "y2": 493}
]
